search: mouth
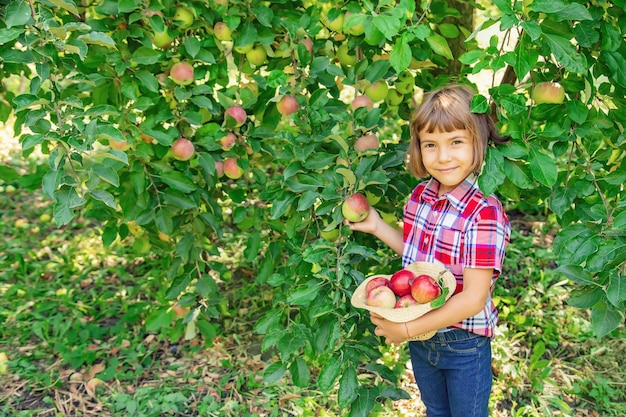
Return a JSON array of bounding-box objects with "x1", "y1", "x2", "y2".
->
[{"x1": 437, "y1": 167, "x2": 457, "y2": 174}]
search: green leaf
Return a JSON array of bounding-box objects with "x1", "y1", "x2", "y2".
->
[
  {"x1": 426, "y1": 33, "x2": 453, "y2": 60},
  {"x1": 48, "y1": 0, "x2": 80, "y2": 15},
  {"x1": 183, "y1": 37, "x2": 201, "y2": 58},
  {"x1": 96, "y1": 124, "x2": 125, "y2": 144},
  {"x1": 543, "y1": 33, "x2": 587, "y2": 74},
  {"x1": 0, "y1": 27, "x2": 25, "y2": 43},
  {"x1": 290, "y1": 357, "x2": 311, "y2": 388},
  {"x1": 144, "y1": 307, "x2": 173, "y2": 332},
  {"x1": 134, "y1": 71, "x2": 159, "y2": 93},
  {"x1": 117, "y1": 0, "x2": 139, "y2": 13},
  {"x1": 53, "y1": 187, "x2": 86, "y2": 226},
  {"x1": 479, "y1": 147, "x2": 505, "y2": 196},
  {"x1": 92, "y1": 163, "x2": 120, "y2": 187},
  {"x1": 503, "y1": 159, "x2": 532, "y2": 189},
  {"x1": 132, "y1": 47, "x2": 162, "y2": 65},
  {"x1": 338, "y1": 365, "x2": 358, "y2": 408},
  {"x1": 566, "y1": 100, "x2": 589, "y2": 124},
  {"x1": 470, "y1": 94, "x2": 489, "y2": 114},
  {"x1": 287, "y1": 281, "x2": 321, "y2": 305},
  {"x1": 600, "y1": 51, "x2": 626, "y2": 89},
  {"x1": 165, "y1": 271, "x2": 192, "y2": 300},
  {"x1": 606, "y1": 272, "x2": 626, "y2": 306},
  {"x1": 318, "y1": 356, "x2": 342, "y2": 392},
  {"x1": 556, "y1": 264, "x2": 595, "y2": 286},
  {"x1": 529, "y1": 145, "x2": 557, "y2": 187},
  {"x1": 244, "y1": 230, "x2": 261, "y2": 262},
  {"x1": 591, "y1": 302, "x2": 623, "y2": 338},
  {"x1": 374, "y1": 9, "x2": 404, "y2": 40},
  {"x1": 5, "y1": 0, "x2": 32, "y2": 28},
  {"x1": 159, "y1": 171, "x2": 196, "y2": 193},
  {"x1": 196, "y1": 274, "x2": 219, "y2": 298},
  {"x1": 513, "y1": 34, "x2": 539, "y2": 79},
  {"x1": 0, "y1": 165, "x2": 19, "y2": 182},
  {"x1": 91, "y1": 189, "x2": 116, "y2": 209},
  {"x1": 78, "y1": 32, "x2": 116, "y2": 49},
  {"x1": 264, "y1": 361, "x2": 287, "y2": 383},
  {"x1": 254, "y1": 309, "x2": 283, "y2": 334},
  {"x1": 390, "y1": 34, "x2": 412, "y2": 74},
  {"x1": 348, "y1": 386, "x2": 381, "y2": 417},
  {"x1": 175, "y1": 233, "x2": 195, "y2": 263}
]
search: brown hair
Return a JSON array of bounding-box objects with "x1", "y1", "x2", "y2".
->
[{"x1": 407, "y1": 84, "x2": 508, "y2": 178}]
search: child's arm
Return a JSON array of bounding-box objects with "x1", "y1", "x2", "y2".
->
[
  {"x1": 346, "y1": 207, "x2": 404, "y2": 255},
  {"x1": 370, "y1": 267, "x2": 493, "y2": 344}
]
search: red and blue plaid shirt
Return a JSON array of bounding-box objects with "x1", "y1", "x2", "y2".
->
[{"x1": 402, "y1": 174, "x2": 510, "y2": 337}]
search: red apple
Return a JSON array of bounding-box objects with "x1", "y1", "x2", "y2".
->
[
  {"x1": 365, "y1": 276, "x2": 390, "y2": 294},
  {"x1": 224, "y1": 105, "x2": 247, "y2": 127},
  {"x1": 223, "y1": 157, "x2": 243, "y2": 179},
  {"x1": 219, "y1": 132, "x2": 237, "y2": 151},
  {"x1": 389, "y1": 269, "x2": 416, "y2": 297},
  {"x1": 411, "y1": 274, "x2": 441, "y2": 304},
  {"x1": 351, "y1": 95, "x2": 373, "y2": 111},
  {"x1": 532, "y1": 81, "x2": 565, "y2": 104},
  {"x1": 171, "y1": 138, "x2": 195, "y2": 161},
  {"x1": 366, "y1": 286, "x2": 396, "y2": 309},
  {"x1": 170, "y1": 61, "x2": 194, "y2": 85},
  {"x1": 342, "y1": 193, "x2": 370, "y2": 223},
  {"x1": 395, "y1": 294, "x2": 419, "y2": 308},
  {"x1": 215, "y1": 161, "x2": 224, "y2": 177},
  {"x1": 277, "y1": 95, "x2": 299, "y2": 116},
  {"x1": 354, "y1": 133, "x2": 379, "y2": 152}
]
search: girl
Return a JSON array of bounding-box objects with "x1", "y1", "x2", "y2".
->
[{"x1": 347, "y1": 84, "x2": 511, "y2": 417}]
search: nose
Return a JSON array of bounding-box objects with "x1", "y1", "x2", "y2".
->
[{"x1": 438, "y1": 145, "x2": 452, "y2": 162}]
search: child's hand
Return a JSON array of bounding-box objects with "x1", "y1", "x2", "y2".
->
[
  {"x1": 370, "y1": 312, "x2": 410, "y2": 345},
  {"x1": 344, "y1": 207, "x2": 381, "y2": 235}
]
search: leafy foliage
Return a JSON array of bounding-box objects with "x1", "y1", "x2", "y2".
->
[{"x1": 1, "y1": 0, "x2": 625, "y2": 414}]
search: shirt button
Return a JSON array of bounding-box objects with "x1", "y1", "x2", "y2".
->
[{"x1": 424, "y1": 237, "x2": 429, "y2": 243}]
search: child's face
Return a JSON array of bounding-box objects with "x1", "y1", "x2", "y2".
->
[{"x1": 418, "y1": 128, "x2": 475, "y2": 195}]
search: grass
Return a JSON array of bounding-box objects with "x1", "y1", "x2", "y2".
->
[{"x1": 1, "y1": 132, "x2": 625, "y2": 416}]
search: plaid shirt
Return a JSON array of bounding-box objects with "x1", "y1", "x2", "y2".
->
[{"x1": 402, "y1": 174, "x2": 510, "y2": 337}]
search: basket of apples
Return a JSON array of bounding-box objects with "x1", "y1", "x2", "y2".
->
[{"x1": 350, "y1": 262, "x2": 457, "y2": 341}]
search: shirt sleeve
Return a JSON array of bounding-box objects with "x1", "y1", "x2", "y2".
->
[{"x1": 463, "y1": 203, "x2": 510, "y2": 272}]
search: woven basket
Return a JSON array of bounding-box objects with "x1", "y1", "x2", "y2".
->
[{"x1": 350, "y1": 262, "x2": 457, "y2": 341}]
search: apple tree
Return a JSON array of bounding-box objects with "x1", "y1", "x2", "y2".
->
[{"x1": 1, "y1": 0, "x2": 624, "y2": 414}]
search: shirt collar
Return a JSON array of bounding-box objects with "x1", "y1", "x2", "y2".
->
[{"x1": 420, "y1": 173, "x2": 481, "y2": 211}]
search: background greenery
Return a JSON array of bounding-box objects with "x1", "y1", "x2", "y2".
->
[{"x1": 1, "y1": 0, "x2": 625, "y2": 415}]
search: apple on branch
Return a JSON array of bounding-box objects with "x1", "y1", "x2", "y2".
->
[
  {"x1": 277, "y1": 95, "x2": 299, "y2": 116},
  {"x1": 351, "y1": 95, "x2": 373, "y2": 111},
  {"x1": 532, "y1": 81, "x2": 565, "y2": 104},
  {"x1": 171, "y1": 138, "x2": 195, "y2": 161},
  {"x1": 223, "y1": 157, "x2": 244, "y2": 179},
  {"x1": 364, "y1": 80, "x2": 389, "y2": 102},
  {"x1": 224, "y1": 105, "x2": 247, "y2": 127},
  {"x1": 219, "y1": 132, "x2": 237, "y2": 151},
  {"x1": 214, "y1": 22, "x2": 232, "y2": 41},
  {"x1": 173, "y1": 6, "x2": 194, "y2": 29},
  {"x1": 170, "y1": 61, "x2": 194, "y2": 85},
  {"x1": 354, "y1": 133, "x2": 379, "y2": 153},
  {"x1": 342, "y1": 193, "x2": 370, "y2": 223}
]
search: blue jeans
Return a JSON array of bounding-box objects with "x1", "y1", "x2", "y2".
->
[{"x1": 408, "y1": 328, "x2": 492, "y2": 417}]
